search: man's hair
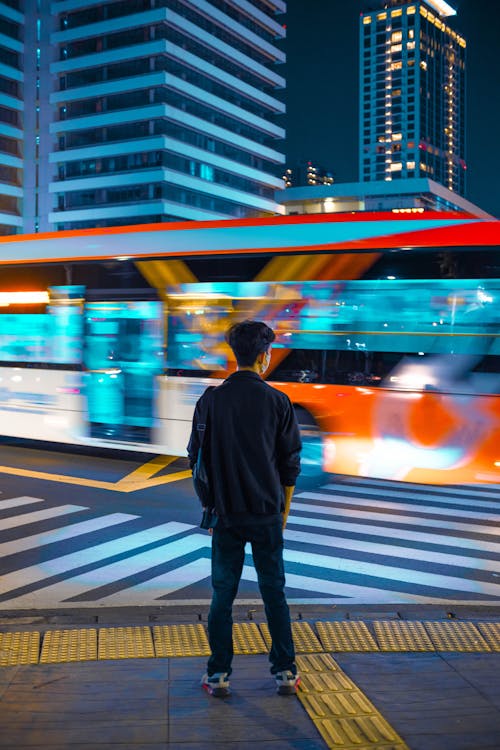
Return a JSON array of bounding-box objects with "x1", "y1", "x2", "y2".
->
[{"x1": 226, "y1": 320, "x2": 275, "y2": 367}]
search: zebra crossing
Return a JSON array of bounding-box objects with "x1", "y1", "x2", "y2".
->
[{"x1": 0, "y1": 477, "x2": 499, "y2": 608}]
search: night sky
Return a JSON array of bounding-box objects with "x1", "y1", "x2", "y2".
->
[{"x1": 283, "y1": 0, "x2": 500, "y2": 217}]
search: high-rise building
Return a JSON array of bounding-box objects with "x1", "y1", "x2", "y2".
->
[
  {"x1": 360, "y1": 0, "x2": 466, "y2": 195},
  {"x1": 283, "y1": 161, "x2": 334, "y2": 188},
  {"x1": 2, "y1": 1, "x2": 287, "y2": 235},
  {"x1": 0, "y1": 2, "x2": 23, "y2": 236}
]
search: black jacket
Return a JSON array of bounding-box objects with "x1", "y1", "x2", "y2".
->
[{"x1": 187, "y1": 371, "x2": 301, "y2": 526}]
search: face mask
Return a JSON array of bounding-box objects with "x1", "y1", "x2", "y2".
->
[{"x1": 261, "y1": 350, "x2": 271, "y2": 374}]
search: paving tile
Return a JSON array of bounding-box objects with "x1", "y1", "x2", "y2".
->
[
  {"x1": 403, "y1": 732, "x2": 500, "y2": 750},
  {"x1": 0, "y1": 747, "x2": 169, "y2": 750},
  {"x1": 166, "y1": 742, "x2": 326, "y2": 750},
  {"x1": 169, "y1": 687, "x2": 318, "y2": 744},
  {"x1": 169, "y1": 719, "x2": 318, "y2": 745},
  {"x1": 0, "y1": 723, "x2": 168, "y2": 747}
]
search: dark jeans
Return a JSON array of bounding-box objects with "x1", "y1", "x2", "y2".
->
[{"x1": 207, "y1": 518, "x2": 296, "y2": 677}]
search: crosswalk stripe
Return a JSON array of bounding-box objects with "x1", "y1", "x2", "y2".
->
[
  {"x1": 297, "y1": 491, "x2": 500, "y2": 522},
  {"x1": 327, "y1": 477, "x2": 500, "y2": 499},
  {"x1": 291, "y1": 500, "x2": 500, "y2": 536},
  {"x1": 241, "y1": 566, "x2": 447, "y2": 605},
  {"x1": 286, "y1": 514, "x2": 500, "y2": 555},
  {"x1": 1, "y1": 477, "x2": 498, "y2": 608},
  {"x1": 321, "y1": 483, "x2": 500, "y2": 511},
  {"x1": 0, "y1": 497, "x2": 45, "y2": 510},
  {"x1": 0, "y1": 505, "x2": 87, "y2": 533},
  {"x1": 283, "y1": 548, "x2": 500, "y2": 597},
  {"x1": 284, "y1": 528, "x2": 500, "y2": 572},
  {"x1": 0, "y1": 521, "x2": 194, "y2": 598},
  {"x1": 0, "y1": 513, "x2": 138, "y2": 558},
  {"x1": 97, "y1": 558, "x2": 211, "y2": 605},
  {"x1": 2, "y1": 533, "x2": 210, "y2": 608}
]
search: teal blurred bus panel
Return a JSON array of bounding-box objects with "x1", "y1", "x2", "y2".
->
[{"x1": 83, "y1": 300, "x2": 163, "y2": 441}]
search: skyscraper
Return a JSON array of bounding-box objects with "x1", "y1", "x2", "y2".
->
[
  {"x1": 0, "y1": 2, "x2": 23, "y2": 236},
  {"x1": 283, "y1": 161, "x2": 334, "y2": 188},
  {"x1": 2, "y1": 0, "x2": 287, "y2": 235},
  {"x1": 359, "y1": 0, "x2": 466, "y2": 195}
]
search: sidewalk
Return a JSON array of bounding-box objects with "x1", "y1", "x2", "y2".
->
[{"x1": 0, "y1": 606, "x2": 499, "y2": 749}]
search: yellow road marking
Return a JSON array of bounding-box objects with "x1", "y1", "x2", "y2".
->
[
  {"x1": 0, "y1": 458, "x2": 191, "y2": 493},
  {"x1": 117, "y1": 455, "x2": 177, "y2": 485}
]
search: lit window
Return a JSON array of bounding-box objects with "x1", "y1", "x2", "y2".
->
[
  {"x1": 420, "y1": 60, "x2": 428, "y2": 70},
  {"x1": 391, "y1": 8, "x2": 402, "y2": 17},
  {"x1": 407, "y1": 41, "x2": 415, "y2": 49},
  {"x1": 420, "y1": 7, "x2": 428, "y2": 17},
  {"x1": 363, "y1": 16, "x2": 371, "y2": 24},
  {"x1": 390, "y1": 44, "x2": 402, "y2": 53},
  {"x1": 391, "y1": 31, "x2": 402, "y2": 42},
  {"x1": 390, "y1": 162, "x2": 402, "y2": 171},
  {"x1": 392, "y1": 133, "x2": 402, "y2": 140},
  {"x1": 407, "y1": 161, "x2": 415, "y2": 169},
  {"x1": 409, "y1": 29, "x2": 414, "y2": 39},
  {"x1": 377, "y1": 12, "x2": 387, "y2": 20},
  {"x1": 390, "y1": 61, "x2": 402, "y2": 70},
  {"x1": 407, "y1": 6, "x2": 416, "y2": 14}
]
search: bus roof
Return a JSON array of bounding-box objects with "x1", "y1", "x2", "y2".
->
[{"x1": 0, "y1": 211, "x2": 497, "y2": 265}]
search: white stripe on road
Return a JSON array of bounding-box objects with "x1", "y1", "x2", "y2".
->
[
  {"x1": 286, "y1": 513, "x2": 500, "y2": 555},
  {"x1": 2, "y1": 533, "x2": 210, "y2": 608},
  {"x1": 284, "y1": 528, "x2": 500, "y2": 573},
  {"x1": 327, "y1": 477, "x2": 500, "y2": 499},
  {"x1": 321, "y1": 484, "x2": 500, "y2": 512},
  {"x1": 297, "y1": 492, "x2": 500, "y2": 523},
  {"x1": 96, "y1": 557, "x2": 211, "y2": 605},
  {"x1": 291, "y1": 500, "x2": 500, "y2": 536},
  {"x1": 0, "y1": 513, "x2": 138, "y2": 558},
  {"x1": 0, "y1": 505, "x2": 87, "y2": 532},
  {"x1": 283, "y1": 548, "x2": 500, "y2": 597},
  {"x1": 242, "y1": 565, "x2": 448, "y2": 605},
  {"x1": 0, "y1": 497, "x2": 45, "y2": 510},
  {"x1": 0, "y1": 521, "x2": 194, "y2": 596}
]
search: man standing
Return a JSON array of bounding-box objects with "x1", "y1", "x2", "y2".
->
[{"x1": 188, "y1": 320, "x2": 302, "y2": 697}]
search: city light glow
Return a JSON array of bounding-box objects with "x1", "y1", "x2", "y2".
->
[
  {"x1": 0, "y1": 291, "x2": 50, "y2": 306},
  {"x1": 424, "y1": 0, "x2": 457, "y2": 18}
]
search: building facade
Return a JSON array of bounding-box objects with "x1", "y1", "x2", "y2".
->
[
  {"x1": 360, "y1": 0, "x2": 466, "y2": 195},
  {"x1": 277, "y1": 178, "x2": 491, "y2": 218},
  {"x1": 0, "y1": 2, "x2": 23, "y2": 235},
  {"x1": 283, "y1": 161, "x2": 334, "y2": 188},
  {"x1": 1, "y1": 0, "x2": 287, "y2": 235}
]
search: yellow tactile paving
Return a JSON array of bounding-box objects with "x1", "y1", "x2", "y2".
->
[
  {"x1": 292, "y1": 621, "x2": 324, "y2": 653},
  {"x1": 300, "y1": 689, "x2": 375, "y2": 718},
  {"x1": 423, "y1": 621, "x2": 491, "y2": 652},
  {"x1": 153, "y1": 624, "x2": 210, "y2": 657},
  {"x1": 0, "y1": 621, "x2": 499, "y2": 668},
  {"x1": 259, "y1": 621, "x2": 323, "y2": 653},
  {"x1": 300, "y1": 669, "x2": 358, "y2": 693},
  {"x1": 477, "y1": 622, "x2": 500, "y2": 651},
  {"x1": 97, "y1": 626, "x2": 155, "y2": 660},
  {"x1": 313, "y1": 715, "x2": 408, "y2": 749},
  {"x1": 373, "y1": 620, "x2": 435, "y2": 652},
  {"x1": 40, "y1": 629, "x2": 97, "y2": 663},
  {"x1": 296, "y1": 642, "x2": 409, "y2": 749},
  {"x1": 233, "y1": 622, "x2": 267, "y2": 654},
  {"x1": 296, "y1": 653, "x2": 340, "y2": 674},
  {"x1": 316, "y1": 621, "x2": 379, "y2": 652},
  {"x1": 0, "y1": 631, "x2": 40, "y2": 666}
]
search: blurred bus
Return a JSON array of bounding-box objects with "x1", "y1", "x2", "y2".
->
[{"x1": 0, "y1": 211, "x2": 498, "y2": 484}]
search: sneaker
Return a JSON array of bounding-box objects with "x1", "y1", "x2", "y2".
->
[
  {"x1": 275, "y1": 670, "x2": 300, "y2": 695},
  {"x1": 201, "y1": 672, "x2": 230, "y2": 697}
]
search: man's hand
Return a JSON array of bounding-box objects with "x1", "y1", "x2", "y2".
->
[{"x1": 282, "y1": 485, "x2": 295, "y2": 530}]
